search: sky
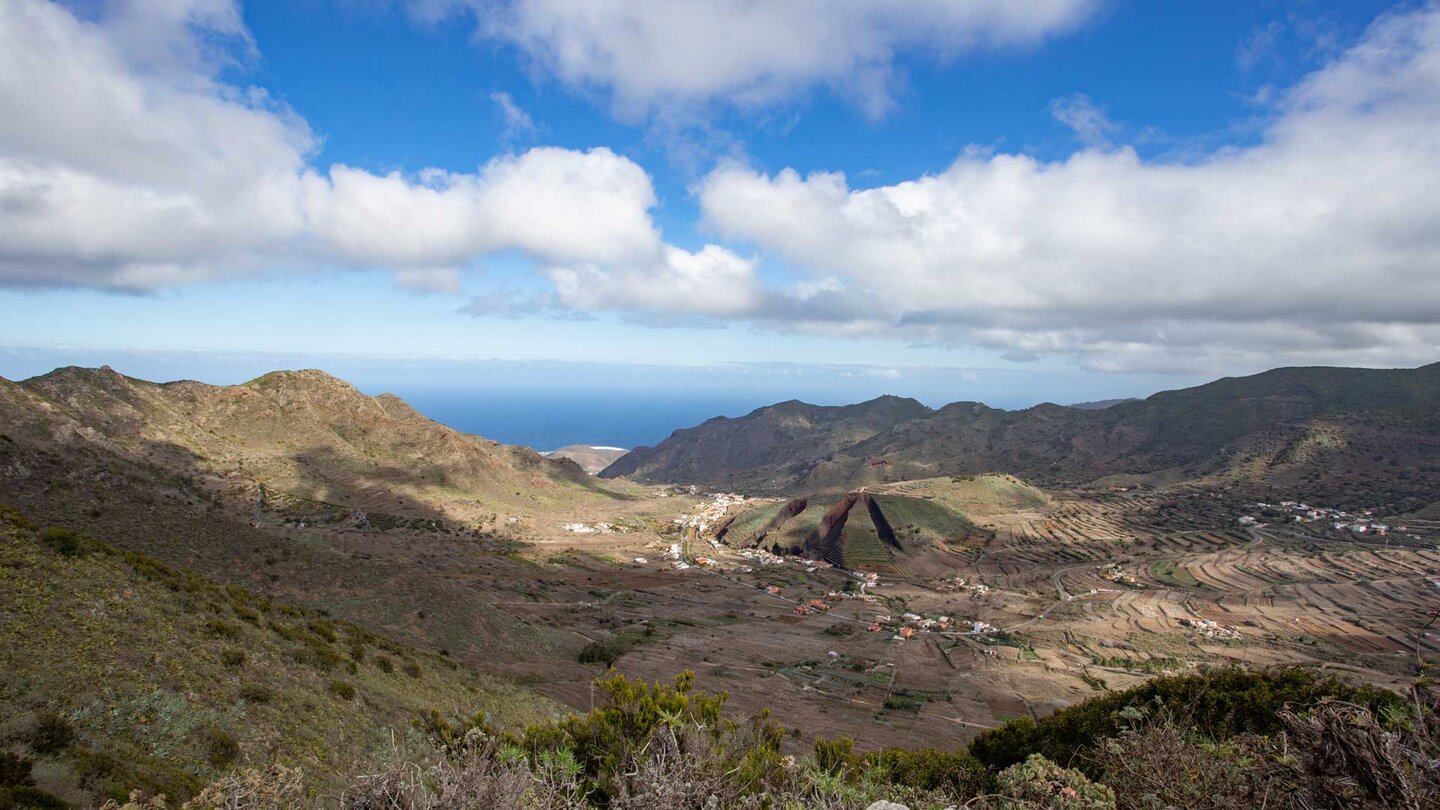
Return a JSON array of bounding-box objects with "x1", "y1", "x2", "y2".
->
[{"x1": 2, "y1": 0, "x2": 1439, "y2": 438}]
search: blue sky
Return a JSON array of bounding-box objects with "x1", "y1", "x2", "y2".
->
[{"x1": 2, "y1": 0, "x2": 1438, "y2": 424}]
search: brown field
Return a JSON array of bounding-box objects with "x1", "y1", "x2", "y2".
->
[{"x1": 366, "y1": 479, "x2": 1440, "y2": 752}]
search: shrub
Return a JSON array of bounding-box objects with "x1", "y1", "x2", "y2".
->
[
  {"x1": 219, "y1": 649, "x2": 246, "y2": 669},
  {"x1": 202, "y1": 619, "x2": 241, "y2": 641},
  {"x1": 516, "y1": 672, "x2": 782, "y2": 803},
  {"x1": 238, "y1": 683, "x2": 272, "y2": 704},
  {"x1": 0, "y1": 504, "x2": 36, "y2": 531},
  {"x1": 1092, "y1": 713, "x2": 1295, "y2": 809},
  {"x1": 414, "y1": 708, "x2": 493, "y2": 755},
  {"x1": 28, "y1": 711, "x2": 76, "y2": 755},
  {"x1": 198, "y1": 726, "x2": 240, "y2": 768},
  {"x1": 373, "y1": 655, "x2": 394, "y2": 674},
  {"x1": 0, "y1": 753, "x2": 35, "y2": 788},
  {"x1": 183, "y1": 765, "x2": 304, "y2": 810},
  {"x1": 996, "y1": 754, "x2": 1115, "y2": 809},
  {"x1": 401, "y1": 661, "x2": 422, "y2": 679},
  {"x1": 969, "y1": 667, "x2": 1402, "y2": 773},
  {"x1": 577, "y1": 634, "x2": 636, "y2": 666},
  {"x1": 863, "y1": 747, "x2": 987, "y2": 795},
  {"x1": 0, "y1": 785, "x2": 69, "y2": 809},
  {"x1": 307, "y1": 619, "x2": 336, "y2": 643},
  {"x1": 813, "y1": 736, "x2": 855, "y2": 775},
  {"x1": 39, "y1": 527, "x2": 91, "y2": 558},
  {"x1": 329, "y1": 681, "x2": 356, "y2": 701}
]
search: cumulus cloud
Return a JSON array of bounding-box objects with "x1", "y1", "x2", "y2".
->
[
  {"x1": 0, "y1": 0, "x2": 312, "y2": 288},
  {"x1": 302, "y1": 148, "x2": 663, "y2": 269},
  {"x1": 547, "y1": 245, "x2": 762, "y2": 318},
  {"x1": 0, "y1": 0, "x2": 671, "y2": 295},
  {"x1": 416, "y1": 0, "x2": 1101, "y2": 118},
  {"x1": 695, "y1": 5, "x2": 1440, "y2": 372}
]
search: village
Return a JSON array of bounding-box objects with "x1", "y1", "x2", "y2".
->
[{"x1": 1237, "y1": 499, "x2": 1402, "y2": 537}]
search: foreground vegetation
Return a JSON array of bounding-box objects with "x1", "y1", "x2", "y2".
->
[
  {"x1": 4, "y1": 503, "x2": 1437, "y2": 809},
  {"x1": 0, "y1": 507, "x2": 558, "y2": 808},
  {"x1": 7, "y1": 665, "x2": 1426, "y2": 809}
]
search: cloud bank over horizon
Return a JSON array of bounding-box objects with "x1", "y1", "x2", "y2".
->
[{"x1": 1, "y1": 0, "x2": 1438, "y2": 375}]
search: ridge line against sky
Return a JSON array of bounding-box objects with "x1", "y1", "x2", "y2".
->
[{"x1": 1, "y1": 0, "x2": 1438, "y2": 388}]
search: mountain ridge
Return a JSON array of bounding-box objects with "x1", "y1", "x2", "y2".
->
[{"x1": 601, "y1": 362, "x2": 1440, "y2": 511}]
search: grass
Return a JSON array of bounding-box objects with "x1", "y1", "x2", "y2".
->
[
  {"x1": 838, "y1": 510, "x2": 892, "y2": 568},
  {"x1": 872, "y1": 494, "x2": 978, "y2": 546},
  {"x1": 0, "y1": 505, "x2": 561, "y2": 806},
  {"x1": 886, "y1": 475, "x2": 1050, "y2": 517},
  {"x1": 718, "y1": 502, "x2": 787, "y2": 544},
  {"x1": 771, "y1": 503, "x2": 828, "y2": 551},
  {"x1": 1149, "y1": 560, "x2": 1201, "y2": 589}
]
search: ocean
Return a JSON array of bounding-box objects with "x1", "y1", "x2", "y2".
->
[{"x1": 394, "y1": 388, "x2": 764, "y2": 452}]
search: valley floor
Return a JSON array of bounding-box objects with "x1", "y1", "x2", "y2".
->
[{"x1": 402, "y1": 480, "x2": 1440, "y2": 752}]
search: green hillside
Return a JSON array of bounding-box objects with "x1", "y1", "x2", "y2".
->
[
  {"x1": 871, "y1": 493, "x2": 978, "y2": 546},
  {"x1": 879, "y1": 474, "x2": 1049, "y2": 518},
  {"x1": 0, "y1": 506, "x2": 558, "y2": 807}
]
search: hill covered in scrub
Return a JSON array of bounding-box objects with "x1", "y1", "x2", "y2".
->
[
  {"x1": 0, "y1": 506, "x2": 558, "y2": 808},
  {"x1": 602, "y1": 363, "x2": 1440, "y2": 512},
  {"x1": 0, "y1": 366, "x2": 648, "y2": 669},
  {"x1": 2, "y1": 365, "x2": 611, "y2": 526}
]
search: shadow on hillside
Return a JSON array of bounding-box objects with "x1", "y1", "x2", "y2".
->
[{"x1": 287, "y1": 445, "x2": 456, "y2": 524}]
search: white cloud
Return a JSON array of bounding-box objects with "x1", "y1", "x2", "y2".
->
[
  {"x1": 490, "y1": 90, "x2": 536, "y2": 139},
  {"x1": 1049, "y1": 93, "x2": 1117, "y2": 147},
  {"x1": 0, "y1": 0, "x2": 312, "y2": 288},
  {"x1": 302, "y1": 148, "x2": 663, "y2": 269},
  {"x1": 547, "y1": 245, "x2": 761, "y2": 318},
  {"x1": 420, "y1": 0, "x2": 1101, "y2": 118},
  {"x1": 695, "y1": 5, "x2": 1440, "y2": 372},
  {"x1": 0, "y1": 0, "x2": 669, "y2": 293}
]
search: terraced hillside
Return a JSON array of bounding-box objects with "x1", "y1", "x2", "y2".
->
[{"x1": 717, "y1": 480, "x2": 993, "y2": 569}]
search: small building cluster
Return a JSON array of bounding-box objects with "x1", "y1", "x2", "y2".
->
[
  {"x1": 1179, "y1": 616, "x2": 1242, "y2": 640},
  {"x1": 562, "y1": 521, "x2": 618, "y2": 534},
  {"x1": 1240, "y1": 500, "x2": 1395, "y2": 536},
  {"x1": 674, "y1": 491, "x2": 750, "y2": 535},
  {"x1": 1097, "y1": 563, "x2": 1137, "y2": 585}
]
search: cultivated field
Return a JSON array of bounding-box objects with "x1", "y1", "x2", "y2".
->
[{"x1": 414, "y1": 476, "x2": 1440, "y2": 752}]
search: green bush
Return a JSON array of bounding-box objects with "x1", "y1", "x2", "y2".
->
[
  {"x1": 202, "y1": 619, "x2": 241, "y2": 641},
  {"x1": 813, "y1": 736, "x2": 855, "y2": 775},
  {"x1": 219, "y1": 649, "x2": 246, "y2": 669},
  {"x1": 516, "y1": 672, "x2": 782, "y2": 803},
  {"x1": 996, "y1": 754, "x2": 1115, "y2": 809},
  {"x1": 329, "y1": 681, "x2": 357, "y2": 701},
  {"x1": 374, "y1": 655, "x2": 394, "y2": 674},
  {"x1": 38, "y1": 527, "x2": 91, "y2": 558},
  {"x1": 577, "y1": 634, "x2": 636, "y2": 666},
  {"x1": 198, "y1": 726, "x2": 240, "y2": 768},
  {"x1": 307, "y1": 619, "x2": 337, "y2": 643},
  {"x1": 401, "y1": 661, "x2": 422, "y2": 679},
  {"x1": 862, "y1": 747, "x2": 987, "y2": 795},
  {"x1": 28, "y1": 711, "x2": 75, "y2": 755},
  {"x1": 0, "y1": 785, "x2": 69, "y2": 809},
  {"x1": 238, "y1": 683, "x2": 272, "y2": 704},
  {"x1": 969, "y1": 667, "x2": 1402, "y2": 773}
]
